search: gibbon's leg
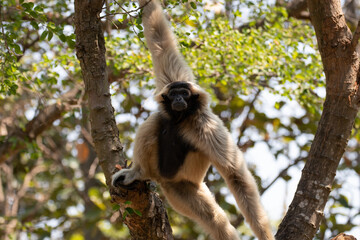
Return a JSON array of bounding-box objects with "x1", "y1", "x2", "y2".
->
[
  {"x1": 161, "y1": 181, "x2": 240, "y2": 240},
  {"x1": 138, "y1": 0, "x2": 194, "y2": 92},
  {"x1": 211, "y1": 151, "x2": 274, "y2": 240}
]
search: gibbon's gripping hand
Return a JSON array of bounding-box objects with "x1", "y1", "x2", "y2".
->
[{"x1": 111, "y1": 162, "x2": 141, "y2": 190}]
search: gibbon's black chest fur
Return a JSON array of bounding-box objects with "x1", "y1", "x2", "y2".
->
[{"x1": 158, "y1": 117, "x2": 196, "y2": 179}]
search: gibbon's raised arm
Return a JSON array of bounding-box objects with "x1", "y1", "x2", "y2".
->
[{"x1": 139, "y1": 0, "x2": 194, "y2": 92}]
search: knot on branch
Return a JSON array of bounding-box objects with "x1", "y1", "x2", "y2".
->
[{"x1": 331, "y1": 233, "x2": 357, "y2": 240}]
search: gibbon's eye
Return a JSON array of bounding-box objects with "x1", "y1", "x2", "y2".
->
[
  {"x1": 169, "y1": 91, "x2": 176, "y2": 97},
  {"x1": 181, "y1": 90, "x2": 190, "y2": 97}
]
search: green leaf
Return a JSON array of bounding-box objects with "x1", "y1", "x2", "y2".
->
[
  {"x1": 29, "y1": 10, "x2": 38, "y2": 18},
  {"x1": 34, "y1": 5, "x2": 44, "y2": 12},
  {"x1": 67, "y1": 39, "x2": 76, "y2": 48},
  {"x1": 47, "y1": 31, "x2": 53, "y2": 41},
  {"x1": 47, "y1": 22, "x2": 56, "y2": 30},
  {"x1": 112, "y1": 204, "x2": 120, "y2": 211},
  {"x1": 125, "y1": 207, "x2": 134, "y2": 215},
  {"x1": 190, "y1": 2, "x2": 196, "y2": 9},
  {"x1": 69, "y1": 233, "x2": 84, "y2": 240},
  {"x1": 136, "y1": 24, "x2": 143, "y2": 30},
  {"x1": 138, "y1": 31, "x2": 144, "y2": 38},
  {"x1": 9, "y1": 84, "x2": 18, "y2": 95},
  {"x1": 13, "y1": 44, "x2": 22, "y2": 54},
  {"x1": 338, "y1": 194, "x2": 350, "y2": 208},
  {"x1": 185, "y1": 19, "x2": 197, "y2": 27},
  {"x1": 30, "y1": 21, "x2": 39, "y2": 30},
  {"x1": 40, "y1": 31, "x2": 48, "y2": 40},
  {"x1": 59, "y1": 34, "x2": 67, "y2": 42},
  {"x1": 22, "y1": 2, "x2": 34, "y2": 10},
  {"x1": 134, "y1": 209, "x2": 142, "y2": 217}
]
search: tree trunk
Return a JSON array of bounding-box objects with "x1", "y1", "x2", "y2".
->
[
  {"x1": 276, "y1": 1, "x2": 360, "y2": 239},
  {"x1": 73, "y1": 1, "x2": 173, "y2": 239}
]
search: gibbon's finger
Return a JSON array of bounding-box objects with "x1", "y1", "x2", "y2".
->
[
  {"x1": 128, "y1": 161, "x2": 133, "y2": 168},
  {"x1": 124, "y1": 159, "x2": 128, "y2": 169}
]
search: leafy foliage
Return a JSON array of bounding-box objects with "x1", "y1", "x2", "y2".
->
[{"x1": 1, "y1": 0, "x2": 359, "y2": 239}]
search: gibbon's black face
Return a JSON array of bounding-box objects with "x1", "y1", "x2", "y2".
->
[
  {"x1": 168, "y1": 87, "x2": 191, "y2": 111},
  {"x1": 161, "y1": 82, "x2": 200, "y2": 121}
]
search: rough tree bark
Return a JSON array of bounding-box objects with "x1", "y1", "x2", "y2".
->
[
  {"x1": 73, "y1": 1, "x2": 173, "y2": 239},
  {"x1": 280, "y1": 0, "x2": 360, "y2": 28},
  {"x1": 276, "y1": 1, "x2": 360, "y2": 239}
]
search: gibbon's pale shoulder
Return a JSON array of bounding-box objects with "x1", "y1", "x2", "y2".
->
[{"x1": 112, "y1": 1, "x2": 274, "y2": 240}]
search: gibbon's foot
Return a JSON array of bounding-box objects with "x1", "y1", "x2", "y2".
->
[{"x1": 112, "y1": 168, "x2": 141, "y2": 188}]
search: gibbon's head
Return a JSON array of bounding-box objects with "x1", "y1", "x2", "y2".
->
[{"x1": 155, "y1": 81, "x2": 209, "y2": 120}]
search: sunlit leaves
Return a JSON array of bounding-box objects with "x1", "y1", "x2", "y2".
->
[
  {"x1": 2, "y1": 0, "x2": 360, "y2": 239},
  {"x1": 0, "y1": 0, "x2": 77, "y2": 97}
]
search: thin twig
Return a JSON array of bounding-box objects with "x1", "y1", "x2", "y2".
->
[
  {"x1": 261, "y1": 157, "x2": 305, "y2": 194},
  {"x1": 81, "y1": 127, "x2": 94, "y2": 147},
  {"x1": 102, "y1": 0, "x2": 152, "y2": 19},
  {"x1": 0, "y1": 171, "x2": 4, "y2": 203},
  {"x1": 88, "y1": 157, "x2": 99, "y2": 178},
  {"x1": 16, "y1": 164, "x2": 46, "y2": 201},
  {"x1": 239, "y1": 89, "x2": 261, "y2": 134},
  {"x1": 351, "y1": 19, "x2": 360, "y2": 50}
]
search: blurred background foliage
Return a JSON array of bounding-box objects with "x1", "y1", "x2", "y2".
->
[{"x1": 1, "y1": 0, "x2": 360, "y2": 239}]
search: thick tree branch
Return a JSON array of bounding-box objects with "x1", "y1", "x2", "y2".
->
[
  {"x1": 0, "y1": 87, "x2": 81, "y2": 164},
  {"x1": 240, "y1": 0, "x2": 310, "y2": 31},
  {"x1": 286, "y1": 0, "x2": 310, "y2": 20},
  {"x1": 276, "y1": 0, "x2": 360, "y2": 239},
  {"x1": 279, "y1": 0, "x2": 360, "y2": 25},
  {"x1": 351, "y1": 20, "x2": 360, "y2": 50},
  {"x1": 74, "y1": 1, "x2": 173, "y2": 239}
]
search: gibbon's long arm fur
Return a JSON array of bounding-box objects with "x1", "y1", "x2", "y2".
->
[
  {"x1": 112, "y1": 1, "x2": 274, "y2": 240},
  {"x1": 139, "y1": 0, "x2": 194, "y2": 92}
]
